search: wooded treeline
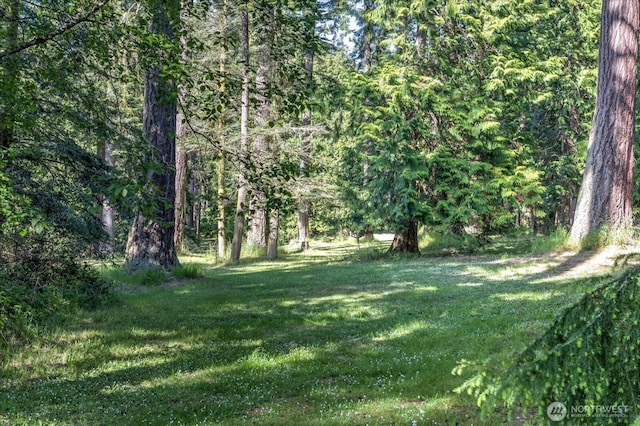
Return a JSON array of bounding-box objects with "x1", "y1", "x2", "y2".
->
[{"x1": 1, "y1": 0, "x2": 638, "y2": 323}]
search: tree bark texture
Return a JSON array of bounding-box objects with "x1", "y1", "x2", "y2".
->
[
  {"x1": 247, "y1": 8, "x2": 274, "y2": 249},
  {"x1": 230, "y1": 9, "x2": 250, "y2": 263},
  {"x1": 174, "y1": 143, "x2": 187, "y2": 252},
  {"x1": 570, "y1": 0, "x2": 639, "y2": 244},
  {"x1": 266, "y1": 209, "x2": 279, "y2": 260},
  {"x1": 97, "y1": 139, "x2": 114, "y2": 255},
  {"x1": 389, "y1": 218, "x2": 419, "y2": 253},
  {"x1": 125, "y1": 1, "x2": 179, "y2": 271},
  {"x1": 297, "y1": 38, "x2": 314, "y2": 251},
  {"x1": 217, "y1": 7, "x2": 228, "y2": 259}
]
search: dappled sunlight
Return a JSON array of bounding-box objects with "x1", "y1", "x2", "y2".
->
[
  {"x1": 2, "y1": 240, "x2": 614, "y2": 425},
  {"x1": 373, "y1": 319, "x2": 438, "y2": 342},
  {"x1": 457, "y1": 282, "x2": 483, "y2": 287},
  {"x1": 302, "y1": 289, "x2": 401, "y2": 307},
  {"x1": 491, "y1": 291, "x2": 554, "y2": 302}
]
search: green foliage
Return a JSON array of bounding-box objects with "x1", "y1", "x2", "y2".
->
[
  {"x1": 463, "y1": 268, "x2": 640, "y2": 424},
  {"x1": 330, "y1": 0, "x2": 593, "y2": 240},
  {"x1": 0, "y1": 235, "x2": 117, "y2": 347},
  {"x1": 108, "y1": 266, "x2": 169, "y2": 287},
  {"x1": 171, "y1": 263, "x2": 204, "y2": 279},
  {"x1": 530, "y1": 227, "x2": 570, "y2": 254}
]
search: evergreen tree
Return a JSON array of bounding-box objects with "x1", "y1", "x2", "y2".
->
[
  {"x1": 125, "y1": 0, "x2": 183, "y2": 271},
  {"x1": 570, "y1": 0, "x2": 639, "y2": 245}
]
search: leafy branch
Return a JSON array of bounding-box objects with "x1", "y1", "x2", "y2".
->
[{"x1": 0, "y1": 0, "x2": 111, "y2": 60}]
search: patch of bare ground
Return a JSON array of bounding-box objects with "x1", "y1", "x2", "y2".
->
[{"x1": 489, "y1": 244, "x2": 640, "y2": 281}]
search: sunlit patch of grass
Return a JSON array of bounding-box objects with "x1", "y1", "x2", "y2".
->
[{"x1": 0, "y1": 240, "x2": 614, "y2": 425}]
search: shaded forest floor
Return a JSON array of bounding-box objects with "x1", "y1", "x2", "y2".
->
[{"x1": 2, "y1": 240, "x2": 638, "y2": 425}]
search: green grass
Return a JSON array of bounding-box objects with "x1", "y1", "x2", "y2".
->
[{"x1": 0, "y1": 240, "x2": 614, "y2": 425}]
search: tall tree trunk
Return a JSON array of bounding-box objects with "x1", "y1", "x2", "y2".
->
[
  {"x1": 297, "y1": 28, "x2": 314, "y2": 251},
  {"x1": 174, "y1": 143, "x2": 187, "y2": 252},
  {"x1": 389, "y1": 218, "x2": 419, "y2": 253},
  {"x1": 360, "y1": 0, "x2": 375, "y2": 241},
  {"x1": 97, "y1": 139, "x2": 114, "y2": 255},
  {"x1": 230, "y1": 8, "x2": 250, "y2": 263},
  {"x1": 174, "y1": 12, "x2": 189, "y2": 254},
  {"x1": 569, "y1": 0, "x2": 639, "y2": 245},
  {"x1": 247, "y1": 8, "x2": 274, "y2": 249},
  {"x1": 125, "y1": 0, "x2": 179, "y2": 271},
  {"x1": 216, "y1": 2, "x2": 228, "y2": 259}
]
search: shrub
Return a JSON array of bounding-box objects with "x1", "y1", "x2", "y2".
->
[{"x1": 0, "y1": 232, "x2": 118, "y2": 348}]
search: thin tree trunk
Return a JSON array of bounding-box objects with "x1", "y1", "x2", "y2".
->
[
  {"x1": 216, "y1": 2, "x2": 228, "y2": 259},
  {"x1": 230, "y1": 8, "x2": 250, "y2": 263},
  {"x1": 247, "y1": 8, "x2": 274, "y2": 249},
  {"x1": 97, "y1": 139, "x2": 114, "y2": 255},
  {"x1": 174, "y1": 10, "x2": 189, "y2": 254},
  {"x1": 217, "y1": 151, "x2": 226, "y2": 258},
  {"x1": 359, "y1": 0, "x2": 375, "y2": 242},
  {"x1": 297, "y1": 29, "x2": 314, "y2": 251},
  {"x1": 174, "y1": 143, "x2": 187, "y2": 252},
  {"x1": 569, "y1": 0, "x2": 639, "y2": 245},
  {"x1": 125, "y1": 0, "x2": 179, "y2": 271}
]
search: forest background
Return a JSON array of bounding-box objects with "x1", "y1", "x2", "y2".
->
[
  {"x1": 4, "y1": 0, "x2": 640, "y2": 423},
  {"x1": 0, "y1": 0, "x2": 626, "y2": 339}
]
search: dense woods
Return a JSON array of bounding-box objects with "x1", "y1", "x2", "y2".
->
[
  {"x1": 2, "y1": 0, "x2": 640, "y2": 422},
  {"x1": 0, "y1": 0, "x2": 618, "y2": 270}
]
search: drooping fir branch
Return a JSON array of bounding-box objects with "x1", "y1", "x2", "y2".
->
[{"x1": 473, "y1": 266, "x2": 640, "y2": 423}]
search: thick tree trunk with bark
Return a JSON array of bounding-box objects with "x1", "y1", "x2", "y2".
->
[
  {"x1": 389, "y1": 219, "x2": 419, "y2": 253},
  {"x1": 266, "y1": 209, "x2": 279, "y2": 260},
  {"x1": 569, "y1": 0, "x2": 639, "y2": 245},
  {"x1": 125, "y1": 1, "x2": 179, "y2": 271},
  {"x1": 230, "y1": 9, "x2": 250, "y2": 263}
]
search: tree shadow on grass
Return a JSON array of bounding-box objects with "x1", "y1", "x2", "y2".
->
[{"x1": 1, "y1": 251, "x2": 610, "y2": 425}]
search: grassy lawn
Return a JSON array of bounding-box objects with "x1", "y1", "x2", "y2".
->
[{"x1": 0, "y1": 241, "x2": 611, "y2": 425}]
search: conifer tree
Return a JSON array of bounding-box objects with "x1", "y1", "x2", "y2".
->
[
  {"x1": 125, "y1": 0, "x2": 182, "y2": 271},
  {"x1": 569, "y1": 0, "x2": 639, "y2": 245}
]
